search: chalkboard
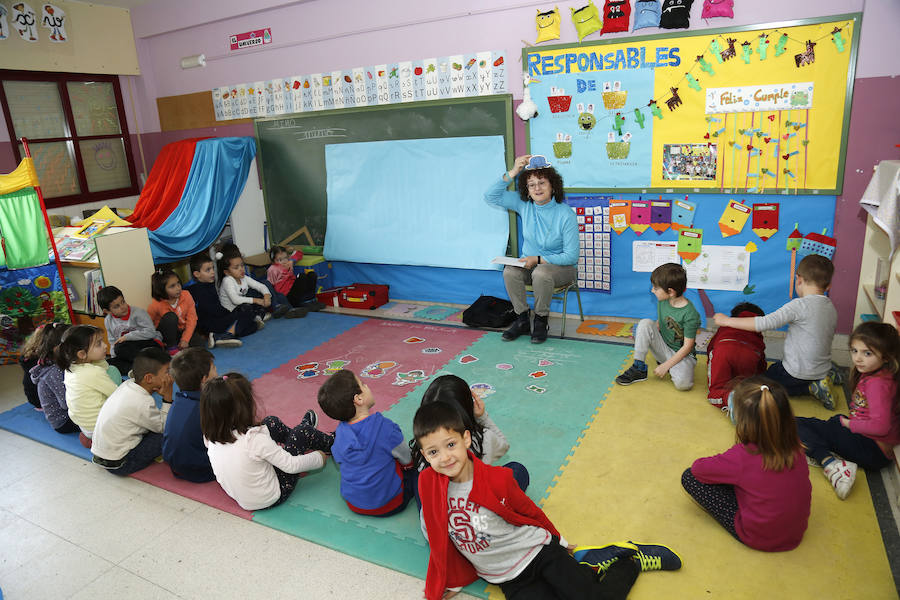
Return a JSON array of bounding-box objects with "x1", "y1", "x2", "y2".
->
[{"x1": 254, "y1": 95, "x2": 515, "y2": 248}]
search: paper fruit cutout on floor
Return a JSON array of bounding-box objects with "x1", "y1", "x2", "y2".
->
[
  {"x1": 609, "y1": 200, "x2": 631, "y2": 234},
  {"x1": 529, "y1": 370, "x2": 549, "y2": 379},
  {"x1": 295, "y1": 362, "x2": 319, "y2": 379},
  {"x1": 526, "y1": 384, "x2": 547, "y2": 394},
  {"x1": 571, "y1": 1, "x2": 602, "y2": 41},
  {"x1": 361, "y1": 361, "x2": 398, "y2": 378},
  {"x1": 538, "y1": 359, "x2": 554, "y2": 367},
  {"x1": 422, "y1": 347, "x2": 442, "y2": 354},
  {"x1": 630, "y1": 200, "x2": 651, "y2": 235},
  {"x1": 547, "y1": 86, "x2": 572, "y2": 113},
  {"x1": 459, "y1": 354, "x2": 479, "y2": 364},
  {"x1": 718, "y1": 200, "x2": 751, "y2": 237},
  {"x1": 323, "y1": 359, "x2": 350, "y2": 375},
  {"x1": 403, "y1": 336, "x2": 425, "y2": 344},
  {"x1": 496, "y1": 363, "x2": 514, "y2": 370},
  {"x1": 393, "y1": 370, "x2": 427, "y2": 386},
  {"x1": 671, "y1": 197, "x2": 696, "y2": 231},
  {"x1": 677, "y1": 228, "x2": 703, "y2": 263},
  {"x1": 470, "y1": 383, "x2": 496, "y2": 399},
  {"x1": 535, "y1": 6, "x2": 561, "y2": 43},
  {"x1": 752, "y1": 203, "x2": 779, "y2": 240},
  {"x1": 650, "y1": 199, "x2": 671, "y2": 234}
]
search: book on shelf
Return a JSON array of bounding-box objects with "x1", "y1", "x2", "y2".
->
[
  {"x1": 53, "y1": 236, "x2": 97, "y2": 262},
  {"x1": 84, "y1": 269, "x2": 105, "y2": 316},
  {"x1": 73, "y1": 219, "x2": 113, "y2": 239}
]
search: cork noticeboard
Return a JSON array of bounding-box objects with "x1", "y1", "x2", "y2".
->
[{"x1": 157, "y1": 91, "x2": 252, "y2": 132}]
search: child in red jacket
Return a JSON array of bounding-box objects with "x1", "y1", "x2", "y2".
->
[
  {"x1": 413, "y1": 402, "x2": 680, "y2": 600},
  {"x1": 707, "y1": 302, "x2": 766, "y2": 412}
]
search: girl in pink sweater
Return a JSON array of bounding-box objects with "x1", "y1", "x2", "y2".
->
[
  {"x1": 683, "y1": 376, "x2": 811, "y2": 551},
  {"x1": 797, "y1": 322, "x2": 900, "y2": 500}
]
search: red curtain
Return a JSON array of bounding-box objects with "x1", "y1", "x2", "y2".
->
[{"x1": 127, "y1": 138, "x2": 208, "y2": 230}]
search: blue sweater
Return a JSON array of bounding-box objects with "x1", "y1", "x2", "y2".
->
[
  {"x1": 163, "y1": 390, "x2": 215, "y2": 483},
  {"x1": 331, "y1": 412, "x2": 403, "y2": 510},
  {"x1": 483, "y1": 176, "x2": 579, "y2": 266}
]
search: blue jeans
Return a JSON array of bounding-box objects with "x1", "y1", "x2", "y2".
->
[
  {"x1": 765, "y1": 361, "x2": 815, "y2": 396},
  {"x1": 101, "y1": 432, "x2": 163, "y2": 476}
]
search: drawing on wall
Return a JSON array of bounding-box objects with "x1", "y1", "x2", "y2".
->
[
  {"x1": 0, "y1": 4, "x2": 9, "y2": 40},
  {"x1": 12, "y1": 2, "x2": 38, "y2": 42},
  {"x1": 41, "y1": 3, "x2": 66, "y2": 42}
]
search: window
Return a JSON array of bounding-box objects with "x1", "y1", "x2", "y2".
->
[{"x1": 0, "y1": 70, "x2": 138, "y2": 208}]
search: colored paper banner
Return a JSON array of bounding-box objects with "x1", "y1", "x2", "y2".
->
[
  {"x1": 751, "y1": 202, "x2": 779, "y2": 240},
  {"x1": 718, "y1": 199, "x2": 751, "y2": 237},
  {"x1": 677, "y1": 228, "x2": 703, "y2": 263},
  {"x1": 212, "y1": 50, "x2": 508, "y2": 120},
  {"x1": 649, "y1": 199, "x2": 671, "y2": 234},
  {"x1": 630, "y1": 200, "x2": 651, "y2": 235},
  {"x1": 705, "y1": 83, "x2": 814, "y2": 114},
  {"x1": 230, "y1": 28, "x2": 272, "y2": 51},
  {"x1": 609, "y1": 200, "x2": 631, "y2": 234},
  {"x1": 670, "y1": 197, "x2": 696, "y2": 231}
]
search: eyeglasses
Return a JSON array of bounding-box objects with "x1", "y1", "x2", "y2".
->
[{"x1": 527, "y1": 180, "x2": 549, "y2": 190}]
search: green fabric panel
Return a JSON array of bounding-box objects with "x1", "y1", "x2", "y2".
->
[{"x1": 0, "y1": 188, "x2": 48, "y2": 269}]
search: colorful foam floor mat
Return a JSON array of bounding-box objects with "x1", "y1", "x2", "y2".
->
[{"x1": 1, "y1": 314, "x2": 895, "y2": 599}]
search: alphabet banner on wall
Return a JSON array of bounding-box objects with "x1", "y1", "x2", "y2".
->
[{"x1": 524, "y1": 14, "x2": 860, "y2": 195}]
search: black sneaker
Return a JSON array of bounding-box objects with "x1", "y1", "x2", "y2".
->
[
  {"x1": 286, "y1": 306, "x2": 308, "y2": 319},
  {"x1": 273, "y1": 304, "x2": 290, "y2": 318},
  {"x1": 212, "y1": 332, "x2": 243, "y2": 348},
  {"x1": 531, "y1": 314, "x2": 548, "y2": 344},
  {"x1": 301, "y1": 409, "x2": 318, "y2": 428},
  {"x1": 615, "y1": 364, "x2": 648, "y2": 385},
  {"x1": 502, "y1": 311, "x2": 531, "y2": 341},
  {"x1": 302, "y1": 300, "x2": 327, "y2": 312}
]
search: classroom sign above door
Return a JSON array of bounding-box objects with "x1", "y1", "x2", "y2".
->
[{"x1": 524, "y1": 14, "x2": 859, "y2": 195}]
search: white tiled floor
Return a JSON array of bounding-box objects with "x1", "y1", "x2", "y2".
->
[{"x1": 0, "y1": 364, "x2": 472, "y2": 600}]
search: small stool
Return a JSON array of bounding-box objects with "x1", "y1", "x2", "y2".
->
[{"x1": 525, "y1": 281, "x2": 584, "y2": 339}]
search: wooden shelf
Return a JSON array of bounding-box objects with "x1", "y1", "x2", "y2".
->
[{"x1": 863, "y1": 284, "x2": 887, "y2": 318}]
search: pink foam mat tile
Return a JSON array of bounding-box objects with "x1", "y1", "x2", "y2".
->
[
  {"x1": 130, "y1": 462, "x2": 254, "y2": 520},
  {"x1": 251, "y1": 319, "x2": 486, "y2": 431}
]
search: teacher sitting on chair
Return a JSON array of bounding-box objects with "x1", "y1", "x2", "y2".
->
[{"x1": 485, "y1": 154, "x2": 579, "y2": 344}]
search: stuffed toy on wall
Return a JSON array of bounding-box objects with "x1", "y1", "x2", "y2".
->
[
  {"x1": 571, "y1": 1, "x2": 603, "y2": 42},
  {"x1": 660, "y1": 0, "x2": 693, "y2": 29},
  {"x1": 701, "y1": 0, "x2": 734, "y2": 19},
  {"x1": 601, "y1": 0, "x2": 631, "y2": 34},
  {"x1": 535, "y1": 6, "x2": 561, "y2": 43},
  {"x1": 633, "y1": 0, "x2": 661, "y2": 30}
]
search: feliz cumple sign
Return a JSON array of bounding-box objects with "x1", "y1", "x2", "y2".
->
[{"x1": 525, "y1": 14, "x2": 859, "y2": 194}]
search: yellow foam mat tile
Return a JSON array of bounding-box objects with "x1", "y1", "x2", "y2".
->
[{"x1": 527, "y1": 356, "x2": 895, "y2": 599}]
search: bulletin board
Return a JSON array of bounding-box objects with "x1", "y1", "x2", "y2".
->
[{"x1": 524, "y1": 13, "x2": 860, "y2": 194}]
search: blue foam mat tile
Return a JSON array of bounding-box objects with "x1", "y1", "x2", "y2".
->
[{"x1": 0, "y1": 403, "x2": 92, "y2": 461}]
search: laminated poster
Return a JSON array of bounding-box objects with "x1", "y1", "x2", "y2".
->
[
  {"x1": 633, "y1": 240, "x2": 677, "y2": 272},
  {"x1": 683, "y1": 244, "x2": 750, "y2": 291}
]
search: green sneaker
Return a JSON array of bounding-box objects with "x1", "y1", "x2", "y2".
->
[
  {"x1": 573, "y1": 542, "x2": 637, "y2": 573},
  {"x1": 629, "y1": 541, "x2": 682, "y2": 571}
]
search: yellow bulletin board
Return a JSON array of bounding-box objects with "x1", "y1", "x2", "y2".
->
[{"x1": 524, "y1": 14, "x2": 860, "y2": 194}]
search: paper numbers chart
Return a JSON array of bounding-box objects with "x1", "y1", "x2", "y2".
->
[{"x1": 567, "y1": 195, "x2": 612, "y2": 293}]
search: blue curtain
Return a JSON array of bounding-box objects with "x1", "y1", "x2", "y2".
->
[{"x1": 148, "y1": 137, "x2": 257, "y2": 262}]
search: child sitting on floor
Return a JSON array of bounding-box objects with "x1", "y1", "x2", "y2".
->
[
  {"x1": 797, "y1": 322, "x2": 900, "y2": 500},
  {"x1": 714, "y1": 254, "x2": 838, "y2": 409},
  {"x1": 27, "y1": 323, "x2": 78, "y2": 433},
  {"x1": 616, "y1": 262, "x2": 700, "y2": 391},
  {"x1": 707, "y1": 302, "x2": 767, "y2": 412},
  {"x1": 18, "y1": 326, "x2": 44, "y2": 411},
  {"x1": 414, "y1": 401, "x2": 680, "y2": 600},
  {"x1": 186, "y1": 252, "x2": 251, "y2": 348},
  {"x1": 202, "y1": 372, "x2": 333, "y2": 510},
  {"x1": 57, "y1": 325, "x2": 122, "y2": 444},
  {"x1": 148, "y1": 269, "x2": 205, "y2": 354},
  {"x1": 218, "y1": 252, "x2": 288, "y2": 326},
  {"x1": 98, "y1": 285, "x2": 162, "y2": 376},
  {"x1": 266, "y1": 245, "x2": 323, "y2": 314},
  {"x1": 91, "y1": 347, "x2": 173, "y2": 476},
  {"x1": 682, "y1": 376, "x2": 811, "y2": 552},
  {"x1": 163, "y1": 347, "x2": 217, "y2": 482},
  {"x1": 318, "y1": 369, "x2": 416, "y2": 517}
]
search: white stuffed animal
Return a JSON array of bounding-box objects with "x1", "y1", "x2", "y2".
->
[{"x1": 516, "y1": 73, "x2": 539, "y2": 121}]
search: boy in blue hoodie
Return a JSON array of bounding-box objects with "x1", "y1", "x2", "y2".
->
[
  {"x1": 163, "y1": 347, "x2": 217, "y2": 482},
  {"x1": 317, "y1": 369, "x2": 416, "y2": 516}
]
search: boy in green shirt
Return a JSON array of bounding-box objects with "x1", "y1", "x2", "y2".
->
[{"x1": 616, "y1": 263, "x2": 700, "y2": 391}]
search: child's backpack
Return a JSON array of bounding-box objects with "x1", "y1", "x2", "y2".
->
[
  {"x1": 462, "y1": 296, "x2": 516, "y2": 329},
  {"x1": 659, "y1": 0, "x2": 693, "y2": 29},
  {"x1": 601, "y1": 0, "x2": 631, "y2": 34},
  {"x1": 701, "y1": 0, "x2": 733, "y2": 19},
  {"x1": 633, "y1": 0, "x2": 661, "y2": 30}
]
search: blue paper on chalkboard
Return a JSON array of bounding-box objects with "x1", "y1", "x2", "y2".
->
[{"x1": 324, "y1": 136, "x2": 508, "y2": 270}]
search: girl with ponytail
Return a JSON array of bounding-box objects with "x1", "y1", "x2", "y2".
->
[{"x1": 681, "y1": 376, "x2": 811, "y2": 551}]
